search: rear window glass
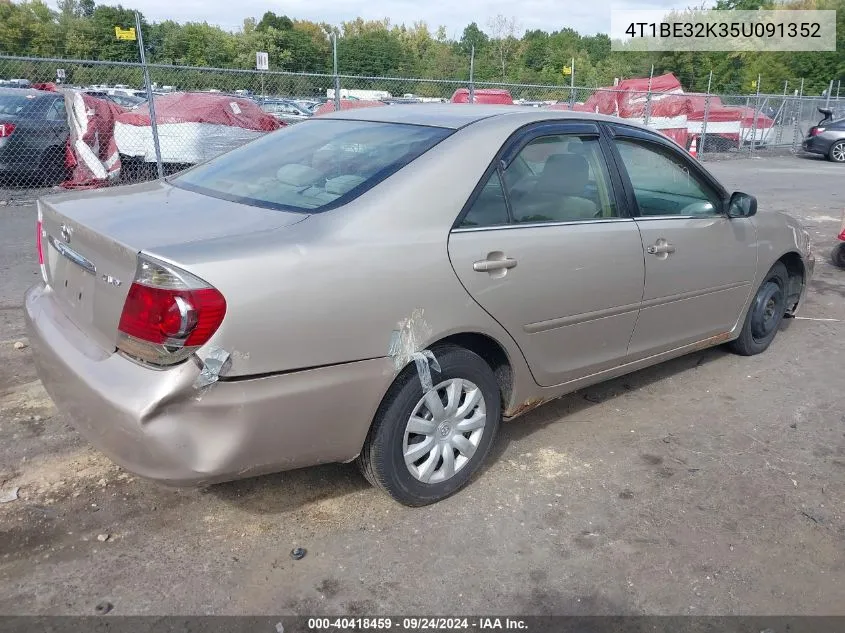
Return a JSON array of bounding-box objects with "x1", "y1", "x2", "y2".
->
[
  {"x1": 173, "y1": 119, "x2": 452, "y2": 212},
  {"x1": 0, "y1": 94, "x2": 35, "y2": 116}
]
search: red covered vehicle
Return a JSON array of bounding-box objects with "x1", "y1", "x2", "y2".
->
[
  {"x1": 546, "y1": 74, "x2": 774, "y2": 151},
  {"x1": 313, "y1": 99, "x2": 387, "y2": 116},
  {"x1": 451, "y1": 88, "x2": 514, "y2": 105},
  {"x1": 114, "y1": 92, "x2": 282, "y2": 166}
]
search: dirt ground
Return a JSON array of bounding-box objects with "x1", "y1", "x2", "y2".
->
[{"x1": 1, "y1": 155, "x2": 843, "y2": 616}]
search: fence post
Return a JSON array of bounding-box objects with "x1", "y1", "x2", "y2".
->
[
  {"x1": 332, "y1": 33, "x2": 341, "y2": 111},
  {"x1": 469, "y1": 45, "x2": 475, "y2": 104},
  {"x1": 837, "y1": 79, "x2": 841, "y2": 101},
  {"x1": 791, "y1": 78, "x2": 804, "y2": 153},
  {"x1": 749, "y1": 74, "x2": 761, "y2": 155},
  {"x1": 699, "y1": 70, "x2": 713, "y2": 161},
  {"x1": 568, "y1": 58, "x2": 576, "y2": 110},
  {"x1": 135, "y1": 11, "x2": 163, "y2": 180},
  {"x1": 825, "y1": 78, "x2": 834, "y2": 109},
  {"x1": 643, "y1": 64, "x2": 654, "y2": 126},
  {"x1": 775, "y1": 80, "x2": 788, "y2": 145}
]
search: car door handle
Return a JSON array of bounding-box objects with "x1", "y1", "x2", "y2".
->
[
  {"x1": 647, "y1": 240, "x2": 676, "y2": 256},
  {"x1": 473, "y1": 257, "x2": 518, "y2": 272}
]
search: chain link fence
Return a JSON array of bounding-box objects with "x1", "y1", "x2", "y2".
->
[{"x1": 1, "y1": 53, "x2": 842, "y2": 204}]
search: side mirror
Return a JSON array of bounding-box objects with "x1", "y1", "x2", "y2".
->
[{"x1": 728, "y1": 191, "x2": 757, "y2": 218}]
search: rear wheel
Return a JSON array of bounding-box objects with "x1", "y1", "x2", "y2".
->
[
  {"x1": 40, "y1": 147, "x2": 67, "y2": 186},
  {"x1": 829, "y1": 141, "x2": 845, "y2": 163},
  {"x1": 357, "y1": 345, "x2": 501, "y2": 506},
  {"x1": 832, "y1": 243, "x2": 845, "y2": 269},
  {"x1": 729, "y1": 262, "x2": 790, "y2": 356}
]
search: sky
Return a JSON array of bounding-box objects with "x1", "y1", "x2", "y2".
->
[{"x1": 108, "y1": 0, "x2": 712, "y2": 38}]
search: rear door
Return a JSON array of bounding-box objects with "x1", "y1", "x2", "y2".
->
[
  {"x1": 448, "y1": 122, "x2": 645, "y2": 387},
  {"x1": 607, "y1": 125, "x2": 758, "y2": 359}
]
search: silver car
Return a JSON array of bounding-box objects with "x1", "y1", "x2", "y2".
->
[
  {"x1": 25, "y1": 105, "x2": 815, "y2": 506},
  {"x1": 259, "y1": 99, "x2": 312, "y2": 124}
]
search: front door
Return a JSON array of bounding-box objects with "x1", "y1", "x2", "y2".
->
[
  {"x1": 609, "y1": 131, "x2": 758, "y2": 359},
  {"x1": 447, "y1": 125, "x2": 645, "y2": 387}
]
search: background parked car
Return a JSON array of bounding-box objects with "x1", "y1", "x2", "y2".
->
[
  {"x1": 258, "y1": 98, "x2": 312, "y2": 124},
  {"x1": 803, "y1": 108, "x2": 845, "y2": 162},
  {"x1": 0, "y1": 87, "x2": 68, "y2": 185},
  {"x1": 293, "y1": 99, "x2": 321, "y2": 113},
  {"x1": 84, "y1": 90, "x2": 146, "y2": 109}
]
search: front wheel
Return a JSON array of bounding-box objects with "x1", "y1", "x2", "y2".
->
[
  {"x1": 729, "y1": 262, "x2": 790, "y2": 356},
  {"x1": 357, "y1": 345, "x2": 501, "y2": 506},
  {"x1": 829, "y1": 141, "x2": 845, "y2": 163}
]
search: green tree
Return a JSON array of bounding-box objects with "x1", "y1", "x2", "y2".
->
[
  {"x1": 459, "y1": 22, "x2": 487, "y2": 55},
  {"x1": 90, "y1": 4, "x2": 147, "y2": 62}
]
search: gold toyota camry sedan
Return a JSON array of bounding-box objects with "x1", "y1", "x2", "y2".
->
[{"x1": 26, "y1": 105, "x2": 815, "y2": 505}]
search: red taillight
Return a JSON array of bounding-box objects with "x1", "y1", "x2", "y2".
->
[
  {"x1": 36, "y1": 219, "x2": 44, "y2": 265},
  {"x1": 116, "y1": 255, "x2": 226, "y2": 366},
  {"x1": 118, "y1": 284, "x2": 225, "y2": 346},
  {"x1": 0, "y1": 122, "x2": 15, "y2": 137},
  {"x1": 810, "y1": 127, "x2": 825, "y2": 137}
]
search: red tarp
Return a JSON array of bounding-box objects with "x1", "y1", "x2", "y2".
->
[
  {"x1": 32, "y1": 82, "x2": 59, "y2": 92},
  {"x1": 546, "y1": 102, "x2": 593, "y2": 111},
  {"x1": 658, "y1": 128, "x2": 689, "y2": 147},
  {"x1": 117, "y1": 92, "x2": 281, "y2": 131},
  {"x1": 314, "y1": 99, "x2": 388, "y2": 115},
  {"x1": 576, "y1": 73, "x2": 685, "y2": 118},
  {"x1": 451, "y1": 88, "x2": 514, "y2": 105},
  {"x1": 63, "y1": 91, "x2": 126, "y2": 189},
  {"x1": 571, "y1": 73, "x2": 774, "y2": 129}
]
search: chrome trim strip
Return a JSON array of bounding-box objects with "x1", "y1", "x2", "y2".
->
[
  {"x1": 523, "y1": 281, "x2": 749, "y2": 334},
  {"x1": 47, "y1": 235, "x2": 96, "y2": 276},
  {"x1": 452, "y1": 218, "x2": 635, "y2": 233},
  {"x1": 640, "y1": 281, "x2": 750, "y2": 310},
  {"x1": 634, "y1": 214, "x2": 724, "y2": 221},
  {"x1": 524, "y1": 301, "x2": 641, "y2": 333}
]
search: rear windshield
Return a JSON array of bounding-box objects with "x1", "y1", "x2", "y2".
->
[
  {"x1": 0, "y1": 94, "x2": 35, "y2": 116},
  {"x1": 173, "y1": 119, "x2": 452, "y2": 212}
]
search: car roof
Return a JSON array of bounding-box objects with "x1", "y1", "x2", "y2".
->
[
  {"x1": 317, "y1": 103, "x2": 647, "y2": 131},
  {"x1": 0, "y1": 87, "x2": 54, "y2": 99}
]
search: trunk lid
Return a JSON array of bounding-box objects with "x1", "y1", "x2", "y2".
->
[{"x1": 39, "y1": 179, "x2": 307, "y2": 353}]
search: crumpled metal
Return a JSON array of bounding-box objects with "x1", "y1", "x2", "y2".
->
[{"x1": 193, "y1": 347, "x2": 231, "y2": 390}]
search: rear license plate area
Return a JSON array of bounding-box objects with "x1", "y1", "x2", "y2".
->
[{"x1": 48, "y1": 242, "x2": 96, "y2": 326}]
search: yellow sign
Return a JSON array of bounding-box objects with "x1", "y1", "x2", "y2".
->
[
  {"x1": 562, "y1": 66, "x2": 572, "y2": 76},
  {"x1": 114, "y1": 27, "x2": 136, "y2": 41}
]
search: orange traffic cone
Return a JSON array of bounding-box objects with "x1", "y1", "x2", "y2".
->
[{"x1": 689, "y1": 136, "x2": 698, "y2": 158}]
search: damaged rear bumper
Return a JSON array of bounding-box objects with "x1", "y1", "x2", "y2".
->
[{"x1": 25, "y1": 284, "x2": 395, "y2": 486}]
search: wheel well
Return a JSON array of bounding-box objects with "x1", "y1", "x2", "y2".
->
[
  {"x1": 777, "y1": 252, "x2": 805, "y2": 314},
  {"x1": 433, "y1": 333, "x2": 513, "y2": 409}
]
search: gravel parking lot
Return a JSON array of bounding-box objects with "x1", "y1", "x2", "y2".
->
[{"x1": 1, "y1": 155, "x2": 843, "y2": 616}]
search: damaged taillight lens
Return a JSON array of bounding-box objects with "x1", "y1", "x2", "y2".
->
[
  {"x1": 117, "y1": 255, "x2": 226, "y2": 366},
  {"x1": 36, "y1": 207, "x2": 46, "y2": 282},
  {"x1": 36, "y1": 220, "x2": 43, "y2": 265}
]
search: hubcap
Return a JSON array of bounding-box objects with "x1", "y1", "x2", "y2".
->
[
  {"x1": 833, "y1": 143, "x2": 845, "y2": 162},
  {"x1": 403, "y1": 379, "x2": 487, "y2": 484},
  {"x1": 750, "y1": 280, "x2": 783, "y2": 341}
]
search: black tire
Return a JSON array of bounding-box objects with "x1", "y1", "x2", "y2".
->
[
  {"x1": 832, "y1": 243, "x2": 845, "y2": 269},
  {"x1": 357, "y1": 344, "x2": 501, "y2": 506},
  {"x1": 829, "y1": 140, "x2": 845, "y2": 163},
  {"x1": 729, "y1": 262, "x2": 790, "y2": 356},
  {"x1": 39, "y1": 147, "x2": 68, "y2": 186}
]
